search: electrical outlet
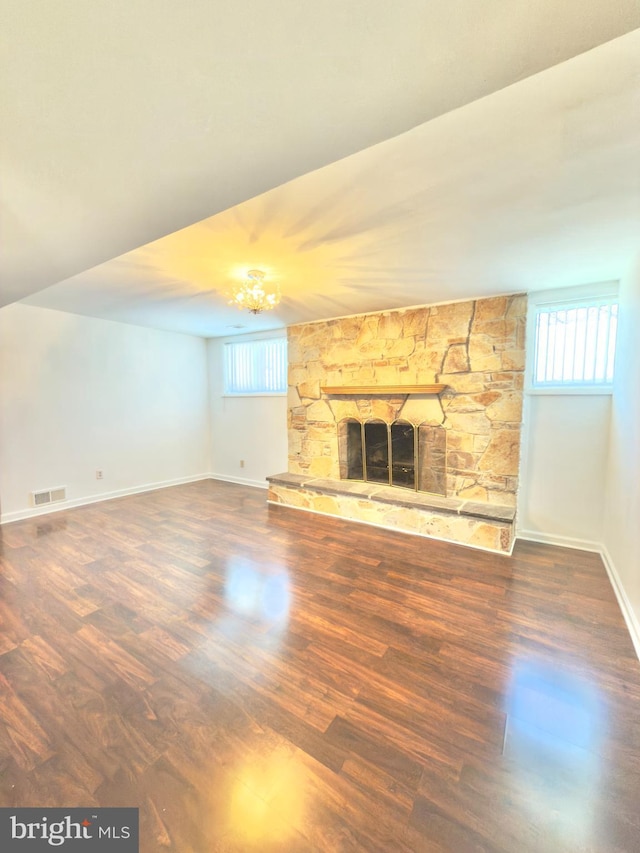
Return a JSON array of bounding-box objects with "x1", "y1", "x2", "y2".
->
[
  {"x1": 240, "y1": 460, "x2": 245, "y2": 468},
  {"x1": 96, "y1": 470, "x2": 104, "y2": 480}
]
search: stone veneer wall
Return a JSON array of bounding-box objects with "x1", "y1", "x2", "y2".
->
[{"x1": 270, "y1": 294, "x2": 527, "y2": 552}]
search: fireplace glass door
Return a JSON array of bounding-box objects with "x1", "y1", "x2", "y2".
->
[
  {"x1": 338, "y1": 418, "x2": 446, "y2": 496},
  {"x1": 363, "y1": 421, "x2": 389, "y2": 484},
  {"x1": 390, "y1": 421, "x2": 415, "y2": 489},
  {"x1": 338, "y1": 420, "x2": 364, "y2": 481}
]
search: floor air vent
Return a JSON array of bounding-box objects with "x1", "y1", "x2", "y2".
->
[{"x1": 32, "y1": 487, "x2": 67, "y2": 507}]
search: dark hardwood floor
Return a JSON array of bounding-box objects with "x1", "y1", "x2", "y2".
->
[{"x1": 0, "y1": 480, "x2": 639, "y2": 852}]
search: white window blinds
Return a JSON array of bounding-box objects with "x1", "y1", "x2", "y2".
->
[
  {"x1": 224, "y1": 337, "x2": 287, "y2": 394},
  {"x1": 532, "y1": 299, "x2": 618, "y2": 388}
]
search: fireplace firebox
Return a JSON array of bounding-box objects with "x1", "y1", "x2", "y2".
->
[{"x1": 338, "y1": 418, "x2": 446, "y2": 495}]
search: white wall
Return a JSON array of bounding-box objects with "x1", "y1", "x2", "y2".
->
[
  {"x1": 517, "y1": 393, "x2": 611, "y2": 547},
  {"x1": 207, "y1": 334, "x2": 288, "y2": 488},
  {"x1": 517, "y1": 284, "x2": 618, "y2": 548},
  {"x1": 603, "y1": 257, "x2": 640, "y2": 653},
  {"x1": 0, "y1": 304, "x2": 210, "y2": 521}
]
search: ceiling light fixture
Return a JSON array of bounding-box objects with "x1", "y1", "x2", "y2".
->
[{"x1": 230, "y1": 270, "x2": 280, "y2": 314}]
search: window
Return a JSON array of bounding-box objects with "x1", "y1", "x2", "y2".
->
[
  {"x1": 530, "y1": 289, "x2": 618, "y2": 392},
  {"x1": 224, "y1": 336, "x2": 287, "y2": 395}
]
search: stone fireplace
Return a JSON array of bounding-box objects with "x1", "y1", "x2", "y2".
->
[{"x1": 267, "y1": 294, "x2": 526, "y2": 553}]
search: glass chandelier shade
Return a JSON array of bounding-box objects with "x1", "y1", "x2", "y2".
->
[{"x1": 230, "y1": 270, "x2": 280, "y2": 314}]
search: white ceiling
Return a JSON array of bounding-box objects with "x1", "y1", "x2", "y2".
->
[{"x1": 3, "y1": 2, "x2": 640, "y2": 337}]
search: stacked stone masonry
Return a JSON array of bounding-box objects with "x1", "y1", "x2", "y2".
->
[{"x1": 274, "y1": 294, "x2": 527, "y2": 552}]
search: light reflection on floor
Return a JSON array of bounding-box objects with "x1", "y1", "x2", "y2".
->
[
  {"x1": 224, "y1": 558, "x2": 291, "y2": 626},
  {"x1": 206, "y1": 563, "x2": 304, "y2": 846},
  {"x1": 505, "y1": 658, "x2": 603, "y2": 847},
  {"x1": 228, "y1": 750, "x2": 306, "y2": 847}
]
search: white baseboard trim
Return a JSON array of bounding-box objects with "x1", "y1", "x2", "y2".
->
[
  {"x1": 600, "y1": 545, "x2": 640, "y2": 662},
  {"x1": 0, "y1": 474, "x2": 212, "y2": 524},
  {"x1": 516, "y1": 529, "x2": 602, "y2": 553},
  {"x1": 210, "y1": 473, "x2": 268, "y2": 490},
  {"x1": 518, "y1": 531, "x2": 640, "y2": 662},
  {"x1": 267, "y1": 499, "x2": 516, "y2": 556}
]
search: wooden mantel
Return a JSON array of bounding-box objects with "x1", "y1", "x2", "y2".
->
[{"x1": 321, "y1": 384, "x2": 447, "y2": 395}]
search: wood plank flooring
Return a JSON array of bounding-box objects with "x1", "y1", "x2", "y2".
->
[{"x1": 0, "y1": 479, "x2": 639, "y2": 852}]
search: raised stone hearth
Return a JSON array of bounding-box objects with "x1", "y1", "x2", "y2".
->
[
  {"x1": 270, "y1": 294, "x2": 526, "y2": 553},
  {"x1": 267, "y1": 472, "x2": 516, "y2": 553}
]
